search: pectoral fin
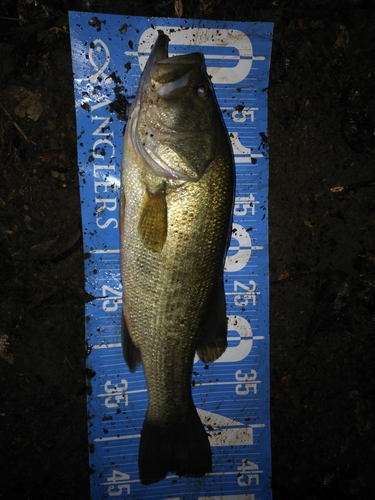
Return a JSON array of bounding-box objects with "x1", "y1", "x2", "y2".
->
[
  {"x1": 196, "y1": 277, "x2": 228, "y2": 362},
  {"x1": 138, "y1": 184, "x2": 167, "y2": 253}
]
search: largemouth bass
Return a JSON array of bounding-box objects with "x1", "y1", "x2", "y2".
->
[{"x1": 120, "y1": 33, "x2": 234, "y2": 485}]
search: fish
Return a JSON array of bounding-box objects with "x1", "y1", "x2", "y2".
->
[{"x1": 120, "y1": 33, "x2": 234, "y2": 485}]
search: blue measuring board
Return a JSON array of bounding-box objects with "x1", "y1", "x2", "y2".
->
[{"x1": 69, "y1": 12, "x2": 273, "y2": 500}]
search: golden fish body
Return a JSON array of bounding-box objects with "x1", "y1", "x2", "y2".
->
[{"x1": 120, "y1": 34, "x2": 234, "y2": 484}]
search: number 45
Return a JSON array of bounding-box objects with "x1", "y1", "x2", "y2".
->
[
  {"x1": 237, "y1": 459, "x2": 260, "y2": 487},
  {"x1": 106, "y1": 470, "x2": 130, "y2": 497}
]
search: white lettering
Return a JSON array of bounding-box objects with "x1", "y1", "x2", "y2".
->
[
  {"x1": 94, "y1": 181, "x2": 115, "y2": 193},
  {"x1": 96, "y1": 217, "x2": 118, "y2": 229},
  {"x1": 95, "y1": 198, "x2": 117, "y2": 214},
  {"x1": 91, "y1": 98, "x2": 112, "y2": 112},
  {"x1": 92, "y1": 138, "x2": 115, "y2": 159},
  {"x1": 93, "y1": 164, "x2": 116, "y2": 177},
  {"x1": 232, "y1": 107, "x2": 258, "y2": 123},
  {"x1": 233, "y1": 194, "x2": 259, "y2": 217},
  {"x1": 92, "y1": 116, "x2": 113, "y2": 136}
]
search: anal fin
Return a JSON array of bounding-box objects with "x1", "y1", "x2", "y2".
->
[{"x1": 121, "y1": 313, "x2": 141, "y2": 372}]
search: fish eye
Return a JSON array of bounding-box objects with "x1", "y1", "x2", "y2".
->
[{"x1": 196, "y1": 85, "x2": 209, "y2": 98}]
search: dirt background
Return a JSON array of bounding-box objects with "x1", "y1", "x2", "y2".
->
[{"x1": 1, "y1": 0, "x2": 374, "y2": 499}]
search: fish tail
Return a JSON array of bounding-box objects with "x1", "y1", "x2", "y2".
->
[{"x1": 138, "y1": 408, "x2": 212, "y2": 485}]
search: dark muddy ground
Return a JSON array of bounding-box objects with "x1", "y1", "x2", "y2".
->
[{"x1": 1, "y1": 1, "x2": 374, "y2": 499}]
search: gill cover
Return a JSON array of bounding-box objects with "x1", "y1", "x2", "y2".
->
[{"x1": 127, "y1": 34, "x2": 220, "y2": 181}]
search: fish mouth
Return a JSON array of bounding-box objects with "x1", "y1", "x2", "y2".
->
[
  {"x1": 140, "y1": 34, "x2": 204, "y2": 90},
  {"x1": 149, "y1": 33, "x2": 170, "y2": 65},
  {"x1": 144, "y1": 33, "x2": 202, "y2": 69},
  {"x1": 138, "y1": 34, "x2": 170, "y2": 93}
]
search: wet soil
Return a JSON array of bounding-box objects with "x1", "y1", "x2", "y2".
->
[{"x1": 1, "y1": 1, "x2": 374, "y2": 499}]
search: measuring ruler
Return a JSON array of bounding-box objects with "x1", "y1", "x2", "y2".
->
[{"x1": 69, "y1": 12, "x2": 273, "y2": 500}]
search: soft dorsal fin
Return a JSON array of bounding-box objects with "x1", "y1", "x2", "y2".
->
[{"x1": 195, "y1": 276, "x2": 228, "y2": 363}]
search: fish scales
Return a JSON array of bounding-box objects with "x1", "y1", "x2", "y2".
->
[{"x1": 120, "y1": 34, "x2": 234, "y2": 484}]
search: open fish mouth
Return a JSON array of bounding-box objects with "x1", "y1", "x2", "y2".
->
[
  {"x1": 137, "y1": 33, "x2": 169, "y2": 93},
  {"x1": 140, "y1": 34, "x2": 205, "y2": 94}
]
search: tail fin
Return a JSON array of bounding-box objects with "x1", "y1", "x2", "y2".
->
[{"x1": 138, "y1": 408, "x2": 212, "y2": 485}]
